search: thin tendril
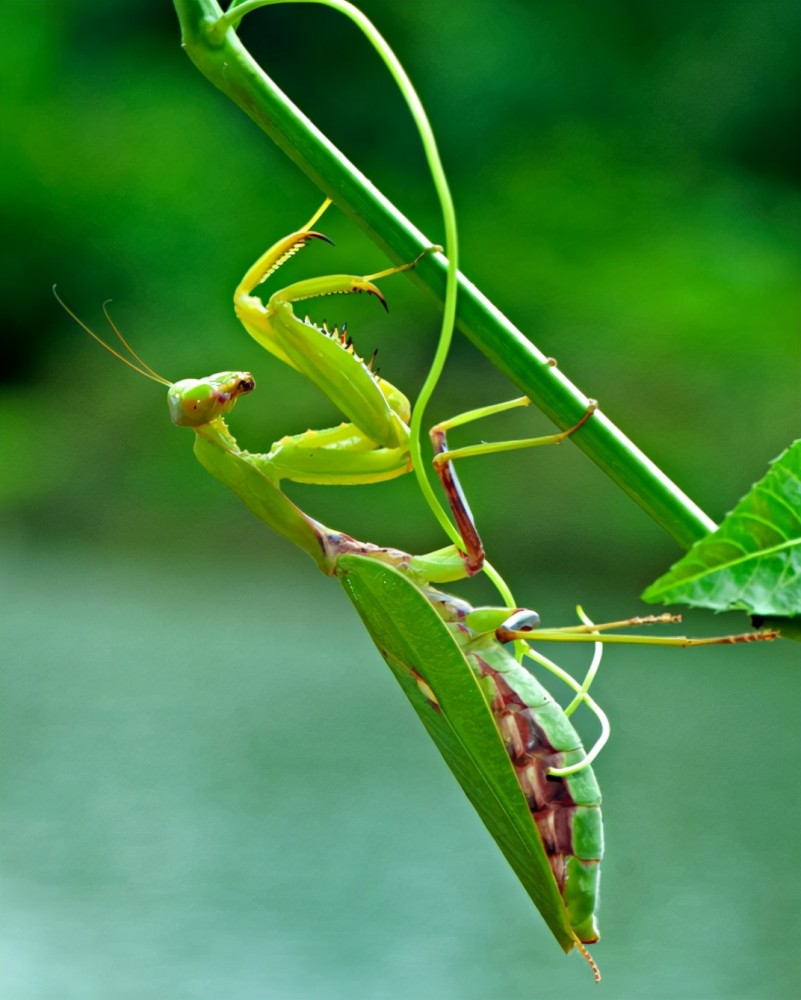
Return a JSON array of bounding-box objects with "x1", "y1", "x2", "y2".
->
[{"x1": 216, "y1": 0, "x2": 513, "y2": 601}]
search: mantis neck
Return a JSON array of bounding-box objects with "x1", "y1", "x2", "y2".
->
[{"x1": 192, "y1": 417, "x2": 335, "y2": 574}]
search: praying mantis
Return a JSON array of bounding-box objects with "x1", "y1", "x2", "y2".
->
[
  {"x1": 57, "y1": 211, "x2": 609, "y2": 974},
  {"x1": 56, "y1": 0, "x2": 779, "y2": 982},
  {"x1": 56, "y1": 203, "x2": 776, "y2": 982}
]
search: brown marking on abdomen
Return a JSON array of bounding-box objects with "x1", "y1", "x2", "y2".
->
[{"x1": 474, "y1": 656, "x2": 580, "y2": 891}]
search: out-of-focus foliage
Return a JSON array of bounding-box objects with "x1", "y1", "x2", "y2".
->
[{"x1": 2, "y1": 2, "x2": 799, "y2": 997}]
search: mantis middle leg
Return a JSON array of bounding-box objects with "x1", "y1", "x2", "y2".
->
[{"x1": 430, "y1": 397, "x2": 598, "y2": 574}]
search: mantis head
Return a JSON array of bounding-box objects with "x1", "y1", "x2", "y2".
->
[
  {"x1": 167, "y1": 373, "x2": 255, "y2": 427},
  {"x1": 54, "y1": 286, "x2": 255, "y2": 429}
]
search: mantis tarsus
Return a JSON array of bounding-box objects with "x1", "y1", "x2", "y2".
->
[{"x1": 56, "y1": 206, "x2": 776, "y2": 982}]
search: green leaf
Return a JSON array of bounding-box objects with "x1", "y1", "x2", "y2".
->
[
  {"x1": 642, "y1": 440, "x2": 801, "y2": 617},
  {"x1": 336, "y1": 553, "x2": 577, "y2": 953}
]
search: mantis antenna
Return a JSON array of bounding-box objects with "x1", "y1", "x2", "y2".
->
[{"x1": 53, "y1": 285, "x2": 171, "y2": 387}]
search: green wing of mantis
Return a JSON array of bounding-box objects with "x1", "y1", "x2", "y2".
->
[{"x1": 336, "y1": 552, "x2": 577, "y2": 953}]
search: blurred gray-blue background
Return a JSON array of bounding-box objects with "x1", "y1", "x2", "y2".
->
[{"x1": 2, "y1": 2, "x2": 799, "y2": 997}]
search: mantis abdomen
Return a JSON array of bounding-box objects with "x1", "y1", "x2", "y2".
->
[{"x1": 468, "y1": 644, "x2": 603, "y2": 944}]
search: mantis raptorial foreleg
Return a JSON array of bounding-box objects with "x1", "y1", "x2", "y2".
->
[
  {"x1": 232, "y1": 198, "x2": 431, "y2": 487},
  {"x1": 232, "y1": 201, "x2": 601, "y2": 579}
]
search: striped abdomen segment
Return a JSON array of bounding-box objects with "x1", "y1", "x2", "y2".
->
[{"x1": 470, "y1": 649, "x2": 603, "y2": 944}]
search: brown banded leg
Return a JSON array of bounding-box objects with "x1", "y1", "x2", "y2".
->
[
  {"x1": 430, "y1": 398, "x2": 598, "y2": 578},
  {"x1": 430, "y1": 423, "x2": 485, "y2": 575}
]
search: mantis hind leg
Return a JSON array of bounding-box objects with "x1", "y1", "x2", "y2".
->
[{"x1": 430, "y1": 398, "x2": 598, "y2": 575}]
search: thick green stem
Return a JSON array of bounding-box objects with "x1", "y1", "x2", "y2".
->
[{"x1": 172, "y1": 0, "x2": 715, "y2": 549}]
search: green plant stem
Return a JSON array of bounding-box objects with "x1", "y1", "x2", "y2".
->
[{"x1": 173, "y1": 0, "x2": 716, "y2": 549}]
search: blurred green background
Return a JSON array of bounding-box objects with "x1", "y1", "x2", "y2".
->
[{"x1": 2, "y1": 1, "x2": 799, "y2": 997}]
